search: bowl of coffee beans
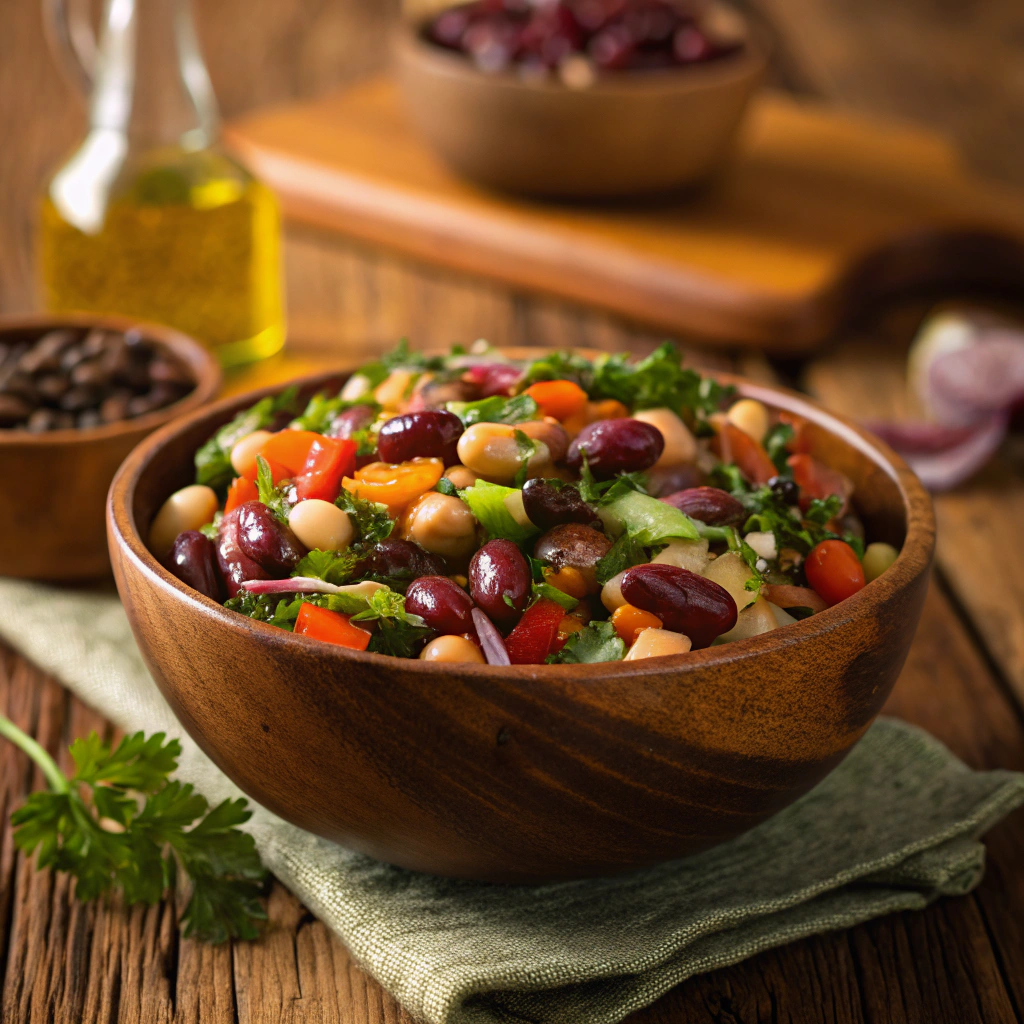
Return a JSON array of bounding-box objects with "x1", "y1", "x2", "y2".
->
[{"x1": 0, "y1": 314, "x2": 220, "y2": 581}]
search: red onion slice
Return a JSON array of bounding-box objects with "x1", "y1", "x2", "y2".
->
[
  {"x1": 240, "y1": 577, "x2": 384, "y2": 597},
  {"x1": 471, "y1": 608, "x2": 511, "y2": 666}
]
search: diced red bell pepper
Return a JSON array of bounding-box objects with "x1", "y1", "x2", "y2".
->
[
  {"x1": 294, "y1": 603, "x2": 372, "y2": 650},
  {"x1": 224, "y1": 475, "x2": 258, "y2": 515},
  {"x1": 504, "y1": 598, "x2": 568, "y2": 665},
  {"x1": 788, "y1": 454, "x2": 854, "y2": 514},
  {"x1": 778, "y1": 411, "x2": 814, "y2": 454},
  {"x1": 712, "y1": 422, "x2": 776, "y2": 486},
  {"x1": 295, "y1": 437, "x2": 357, "y2": 503},
  {"x1": 258, "y1": 430, "x2": 323, "y2": 478}
]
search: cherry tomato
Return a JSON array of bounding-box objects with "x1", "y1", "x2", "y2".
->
[{"x1": 805, "y1": 540, "x2": 865, "y2": 607}]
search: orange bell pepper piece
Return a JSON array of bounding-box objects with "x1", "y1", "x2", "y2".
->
[
  {"x1": 524, "y1": 380, "x2": 589, "y2": 422},
  {"x1": 342, "y1": 457, "x2": 444, "y2": 513},
  {"x1": 294, "y1": 603, "x2": 372, "y2": 650},
  {"x1": 611, "y1": 604, "x2": 664, "y2": 646},
  {"x1": 223, "y1": 476, "x2": 258, "y2": 515},
  {"x1": 258, "y1": 430, "x2": 323, "y2": 478}
]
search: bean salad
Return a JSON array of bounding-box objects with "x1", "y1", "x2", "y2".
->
[{"x1": 151, "y1": 342, "x2": 900, "y2": 665}]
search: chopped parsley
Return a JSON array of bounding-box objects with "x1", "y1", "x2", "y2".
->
[
  {"x1": 546, "y1": 621, "x2": 625, "y2": 664},
  {"x1": 447, "y1": 393, "x2": 539, "y2": 426},
  {"x1": 255, "y1": 456, "x2": 292, "y2": 524},
  {"x1": 334, "y1": 492, "x2": 394, "y2": 546}
]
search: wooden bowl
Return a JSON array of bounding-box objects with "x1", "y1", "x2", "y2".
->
[
  {"x1": 1, "y1": 314, "x2": 220, "y2": 582},
  {"x1": 393, "y1": 11, "x2": 769, "y2": 198},
  {"x1": 108, "y1": 358, "x2": 934, "y2": 882}
]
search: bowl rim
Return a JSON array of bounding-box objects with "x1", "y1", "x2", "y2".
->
[
  {"x1": 0, "y1": 312, "x2": 222, "y2": 447},
  {"x1": 108, "y1": 355, "x2": 935, "y2": 680},
  {"x1": 394, "y1": 6, "x2": 772, "y2": 99}
]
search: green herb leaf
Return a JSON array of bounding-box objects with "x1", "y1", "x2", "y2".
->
[
  {"x1": 447, "y1": 394, "x2": 539, "y2": 426},
  {"x1": 350, "y1": 588, "x2": 434, "y2": 658},
  {"x1": 458, "y1": 480, "x2": 538, "y2": 547},
  {"x1": 805, "y1": 495, "x2": 843, "y2": 526},
  {"x1": 199, "y1": 512, "x2": 222, "y2": 541},
  {"x1": 512, "y1": 429, "x2": 537, "y2": 488},
  {"x1": 531, "y1": 580, "x2": 579, "y2": 611},
  {"x1": 224, "y1": 591, "x2": 304, "y2": 630},
  {"x1": 255, "y1": 456, "x2": 292, "y2": 524},
  {"x1": 763, "y1": 422, "x2": 794, "y2": 475},
  {"x1": 599, "y1": 490, "x2": 700, "y2": 546},
  {"x1": 335, "y1": 491, "x2": 394, "y2": 546},
  {"x1": 546, "y1": 621, "x2": 626, "y2": 664},
  {"x1": 291, "y1": 391, "x2": 381, "y2": 434},
  {"x1": 575, "y1": 453, "x2": 647, "y2": 506},
  {"x1": 595, "y1": 532, "x2": 648, "y2": 586},
  {"x1": 518, "y1": 351, "x2": 595, "y2": 393},
  {"x1": 292, "y1": 548, "x2": 361, "y2": 586}
]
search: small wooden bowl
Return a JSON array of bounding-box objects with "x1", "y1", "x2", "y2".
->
[
  {"x1": 1, "y1": 314, "x2": 220, "y2": 582},
  {"x1": 108, "y1": 357, "x2": 934, "y2": 882},
  {"x1": 394, "y1": 11, "x2": 769, "y2": 198}
]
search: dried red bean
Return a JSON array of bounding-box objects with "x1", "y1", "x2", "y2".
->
[
  {"x1": 406, "y1": 576, "x2": 476, "y2": 635},
  {"x1": 165, "y1": 530, "x2": 225, "y2": 602},
  {"x1": 235, "y1": 501, "x2": 308, "y2": 577},
  {"x1": 620, "y1": 563, "x2": 737, "y2": 649},
  {"x1": 326, "y1": 404, "x2": 377, "y2": 440},
  {"x1": 469, "y1": 539, "x2": 531, "y2": 626},
  {"x1": 566, "y1": 418, "x2": 665, "y2": 479},
  {"x1": 357, "y1": 538, "x2": 448, "y2": 583},
  {"x1": 378, "y1": 410, "x2": 464, "y2": 466},
  {"x1": 217, "y1": 507, "x2": 271, "y2": 598},
  {"x1": 522, "y1": 478, "x2": 601, "y2": 531},
  {"x1": 660, "y1": 486, "x2": 746, "y2": 526}
]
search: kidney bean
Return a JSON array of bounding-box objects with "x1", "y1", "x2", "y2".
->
[
  {"x1": 660, "y1": 486, "x2": 746, "y2": 526},
  {"x1": 521, "y1": 478, "x2": 600, "y2": 531},
  {"x1": 357, "y1": 538, "x2": 448, "y2": 583},
  {"x1": 326, "y1": 404, "x2": 377, "y2": 440},
  {"x1": 378, "y1": 410, "x2": 464, "y2": 466},
  {"x1": 533, "y1": 523, "x2": 612, "y2": 593},
  {"x1": 646, "y1": 463, "x2": 705, "y2": 497},
  {"x1": 464, "y1": 362, "x2": 522, "y2": 398},
  {"x1": 164, "y1": 531, "x2": 225, "y2": 602},
  {"x1": 235, "y1": 501, "x2": 308, "y2": 577},
  {"x1": 469, "y1": 539, "x2": 531, "y2": 626},
  {"x1": 217, "y1": 507, "x2": 271, "y2": 598},
  {"x1": 406, "y1": 576, "x2": 476, "y2": 635},
  {"x1": 566, "y1": 418, "x2": 664, "y2": 479},
  {"x1": 620, "y1": 563, "x2": 737, "y2": 649}
]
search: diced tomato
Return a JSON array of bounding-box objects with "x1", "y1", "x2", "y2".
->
[
  {"x1": 294, "y1": 603, "x2": 372, "y2": 650},
  {"x1": 224, "y1": 476, "x2": 258, "y2": 515},
  {"x1": 504, "y1": 599, "x2": 568, "y2": 665},
  {"x1": 524, "y1": 380, "x2": 589, "y2": 421},
  {"x1": 712, "y1": 422, "x2": 776, "y2": 485},
  {"x1": 778, "y1": 411, "x2": 813, "y2": 454},
  {"x1": 258, "y1": 430, "x2": 323, "y2": 477},
  {"x1": 804, "y1": 540, "x2": 865, "y2": 607},
  {"x1": 295, "y1": 437, "x2": 357, "y2": 503},
  {"x1": 788, "y1": 454, "x2": 854, "y2": 514}
]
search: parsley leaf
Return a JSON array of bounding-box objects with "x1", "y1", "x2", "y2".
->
[
  {"x1": 575, "y1": 453, "x2": 648, "y2": 506},
  {"x1": 194, "y1": 388, "x2": 298, "y2": 493},
  {"x1": 351, "y1": 588, "x2": 434, "y2": 658},
  {"x1": 512, "y1": 429, "x2": 537, "y2": 488},
  {"x1": 763, "y1": 422, "x2": 795, "y2": 475},
  {"x1": 292, "y1": 391, "x2": 381, "y2": 434},
  {"x1": 224, "y1": 591, "x2": 304, "y2": 630},
  {"x1": 335, "y1": 492, "x2": 394, "y2": 546},
  {"x1": 255, "y1": 456, "x2": 292, "y2": 524},
  {"x1": 199, "y1": 511, "x2": 222, "y2": 541},
  {"x1": 435, "y1": 477, "x2": 459, "y2": 497},
  {"x1": 518, "y1": 351, "x2": 595, "y2": 393},
  {"x1": 595, "y1": 532, "x2": 648, "y2": 586},
  {"x1": 1, "y1": 717, "x2": 266, "y2": 944},
  {"x1": 447, "y1": 394, "x2": 539, "y2": 426},
  {"x1": 546, "y1": 621, "x2": 626, "y2": 664},
  {"x1": 292, "y1": 548, "x2": 361, "y2": 586}
]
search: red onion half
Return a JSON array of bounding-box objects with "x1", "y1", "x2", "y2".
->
[{"x1": 471, "y1": 608, "x2": 511, "y2": 666}]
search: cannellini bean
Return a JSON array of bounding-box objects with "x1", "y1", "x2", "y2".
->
[
  {"x1": 149, "y1": 485, "x2": 219, "y2": 557},
  {"x1": 402, "y1": 492, "x2": 478, "y2": 559},
  {"x1": 744, "y1": 531, "x2": 778, "y2": 561},
  {"x1": 516, "y1": 418, "x2": 569, "y2": 463},
  {"x1": 726, "y1": 399, "x2": 770, "y2": 444},
  {"x1": 624, "y1": 628, "x2": 692, "y2": 660},
  {"x1": 374, "y1": 369, "x2": 417, "y2": 410},
  {"x1": 652, "y1": 538, "x2": 710, "y2": 574},
  {"x1": 419, "y1": 635, "x2": 486, "y2": 664},
  {"x1": 632, "y1": 408, "x2": 697, "y2": 468},
  {"x1": 341, "y1": 373, "x2": 372, "y2": 402},
  {"x1": 288, "y1": 499, "x2": 354, "y2": 552},
  {"x1": 601, "y1": 570, "x2": 628, "y2": 613},
  {"x1": 229, "y1": 429, "x2": 273, "y2": 480},
  {"x1": 863, "y1": 542, "x2": 899, "y2": 582},
  {"x1": 456, "y1": 422, "x2": 546, "y2": 483},
  {"x1": 443, "y1": 465, "x2": 480, "y2": 490}
]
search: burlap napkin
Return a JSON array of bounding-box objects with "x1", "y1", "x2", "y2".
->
[{"x1": 1, "y1": 578, "x2": 1021, "y2": 1024}]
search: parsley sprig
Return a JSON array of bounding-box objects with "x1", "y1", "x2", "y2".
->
[{"x1": 0, "y1": 716, "x2": 266, "y2": 944}]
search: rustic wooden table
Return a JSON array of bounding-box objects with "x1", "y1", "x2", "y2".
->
[{"x1": 2, "y1": 1, "x2": 1024, "y2": 1021}]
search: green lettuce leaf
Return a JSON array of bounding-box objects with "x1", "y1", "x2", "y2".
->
[{"x1": 458, "y1": 481, "x2": 539, "y2": 547}]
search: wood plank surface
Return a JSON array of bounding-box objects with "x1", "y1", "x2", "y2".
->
[{"x1": 2, "y1": 0, "x2": 1024, "y2": 1021}]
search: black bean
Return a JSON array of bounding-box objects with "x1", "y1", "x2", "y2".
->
[
  {"x1": 36, "y1": 374, "x2": 70, "y2": 402},
  {"x1": 0, "y1": 394, "x2": 32, "y2": 426},
  {"x1": 60, "y1": 385, "x2": 100, "y2": 412}
]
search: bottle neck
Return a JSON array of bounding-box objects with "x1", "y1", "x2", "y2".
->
[{"x1": 90, "y1": 0, "x2": 218, "y2": 150}]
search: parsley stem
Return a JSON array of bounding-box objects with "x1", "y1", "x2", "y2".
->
[{"x1": 0, "y1": 714, "x2": 69, "y2": 793}]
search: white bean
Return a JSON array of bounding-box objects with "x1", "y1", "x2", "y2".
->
[
  {"x1": 229, "y1": 429, "x2": 273, "y2": 479},
  {"x1": 149, "y1": 485, "x2": 219, "y2": 557},
  {"x1": 456, "y1": 423, "x2": 529, "y2": 483},
  {"x1": 288, "y1": 499, "x2": 354, "y2": 552},
  {"x1": 374, "y1": 369, "x2": 417, "y2": 410},
  {"x1": 726, "y1": 399, "x2": 770, "y2": 444},
  {"x1": 601, "y1": 570, "x2": 628, "y2": 613},
  {"x1": 419, "y1": 635, "x2": 486, "y2": 664}
]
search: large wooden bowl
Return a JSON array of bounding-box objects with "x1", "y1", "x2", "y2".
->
[
  {"x1": 394, "y1": 11, "x2": 769, "y2": 198},
  {"x1": 108, "y1": 359, "x2": 934, "y2": 882},
  {"x1": 1, "y1": 314, "x2": 220, "y2": 582}
]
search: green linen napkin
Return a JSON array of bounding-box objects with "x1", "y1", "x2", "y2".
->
[{"x1": 1, "y1": 579, "x2": 1022, "y2": 1024}]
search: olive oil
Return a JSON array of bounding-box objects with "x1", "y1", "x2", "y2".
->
[{"x1": 40, "y1": 148, "x2": 284, "y2": 368}]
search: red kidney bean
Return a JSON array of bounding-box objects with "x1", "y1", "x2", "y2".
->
[
  {"x1": 217, "y1": 507, "x2": 270, "y2": 598},
  {"x1": 469, "y1": 538, "x2": 531, "y2": 626},
  {"x1": 358, "y1": 538, "x2": 448, "y2": 583},
  {"x1": 566, "y1": 418, "x2": 664, "y2": 480},
  {"x1": 646, "y1": 463, "x2": 705, "y2": 497},
  {"x1": 164, "y1": 530, "x2": 225, "y2": 602},
  {"x1": 326, "y1": 404, "x2": 376, "y2": 440},
  {"x1": 235, "y1": 501, "x2": 308, "y2": 577},
  {"x1": 464, "y1": 363, "x2": 522, "y2": 398},
  {"x1": 660, "y1": 486, "x2": 746, "y2": 526},
  {"x1": 521, "y1": 478, "x2": 601, "y2": 531},
  {"x1": 406, "y1": 576, "x2": 476, "y2": 635},
  {"x1": 533, "y1": 522, "x2": 612, "y2": 593},
  {"x1": 621, "y1": 563, "x2": 737, "y2": 648},
  {"x1": 377, "y1": 410, "x2": 464, "y2": 466}
]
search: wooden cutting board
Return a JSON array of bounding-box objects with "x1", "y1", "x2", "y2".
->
[{"x1": 226, "y1": 77, "x2": 1024, "y2": 353}]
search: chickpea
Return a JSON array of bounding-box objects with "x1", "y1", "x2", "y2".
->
[
  {"x1": 624, "y1": 628, "x2": 692, "y2": 661},
  {"x1": 443, "y1": 465, "x2": 480, "y2": 490},
  {"x1": 456, "y1": 423, "x2": 547, "y2": 484},
  {"x1": 517, "y1": 418, "x2": 569, "y2": 463},
  {"x1": 374, "y1": 369, "x2": 417, "y2": 410},
  {"x1": 419, "y1": 635, "x2": 486, "y2": 664},
  {"x1": 601, "y1": 570, "x2": 628, "y2": 613},
  {"x1": 341, "y1": 373, "x2": 372, "y2": 402},
  {"x1": 229, "y1": 429, "x2": 273, "y2": 480},
  {"x1": 632, "y1": 408, "x2": 697, "y2": 468},
  {"x1": 726, "y1": 399, "x2": 770, "y2": 445},
  {"x1": 150, "y1": 485, "x2": 219, "y2": 557},
  {"x1": 288, "y1": 499, "x2": 354, "y2": 552},
  {"x1": 402, "y1": 492, "x2": 478, "y2": 559}
]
